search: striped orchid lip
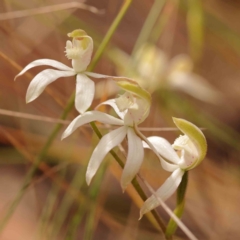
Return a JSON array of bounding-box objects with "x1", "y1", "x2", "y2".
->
[{"x1": 140, "y1": 118, "x2": 207, "y2": 219}]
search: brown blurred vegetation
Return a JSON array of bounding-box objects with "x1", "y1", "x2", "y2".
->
[{"x1": 0, "y1": 0, "x2": 240, "y2": 239}]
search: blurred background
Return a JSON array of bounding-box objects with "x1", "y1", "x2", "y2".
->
[{"x1": 0, "y1": 0, "x2": 240, "y2": 239}]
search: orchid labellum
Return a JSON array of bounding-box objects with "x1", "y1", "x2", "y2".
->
[{"x1": 140, "y1": 118, "x2": 207, "y2": 218}]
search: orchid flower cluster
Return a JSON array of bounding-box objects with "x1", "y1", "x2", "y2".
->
[{"x1": 15, "y1": 29, "x2": 207, "y2": 218}]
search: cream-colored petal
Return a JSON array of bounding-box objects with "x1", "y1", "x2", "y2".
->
[
  {"x1": 14, "y1": 59, "x2": 73, "y2": 80},
  {"x1": 121, "y1": 128, "x2": 144, "y2": 191},
  {"x1": 143, "y1": 136, "x2": 180, "y2": 164},
  {"x1": 140, "y1": 168, "x2": 184, "y2": 218},
  {"x1": 86, "y1": 126, "x2": 127, "y2": 185},
  {"x1": 61, "y1": 111, "x2": 124, "y2": 140},
  {"x1": 95, "y1": 99, "x2": 126, "y2": 120},
  {"x1": 138, "y1": 130, "x2": 178, "y2": 172},
  {"x1": 168, "y1": 72, "x2": 222, "y2": 104},
  {"x1": 26, "y1": 69, "x2": 75, "y2": 103},
  {"x1": 75, "y1": 74, "x2": 95, "y2": 114}
]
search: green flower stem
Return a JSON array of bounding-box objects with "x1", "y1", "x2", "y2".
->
[
  {"x1": 37, "y1": 168, "x2": 67, "y2": 240},
  {"x1": 0, "y1": 0, "x2": 132, "y2": 234},
  {"x1": 83, "y1": 160, "x2": 108, "y2": 240},
  {"x1": 165, "y1": 171, "x2": 188, "y2": 238},
  {"x1": 50, "y1": 166, "x2": 86, "y2": 239},
  {"x1": 131, "y1": 0, "x2": 166, "y2": 56},
  {"x1": 150, "y1": 0, "x2": 175, "y2": 45},
  {"x1": 186, "y1": 0, "x2": 204, "y2": 63},
  {"x1": 89, "y1": 0, "x2": 132, "y2": 70}
]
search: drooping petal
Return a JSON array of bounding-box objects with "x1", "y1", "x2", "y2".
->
[
  {"x1": 143, "y1": 136, "x2": 180, "y2": 164},
  {"x1": 137, "y1": 129, "x2": 178, "y2": 172},
  {"x1": 121, "y1": 128, "x2": 144, "y2": 191},
  {"x1": 75, "y1": 74, "x2": 95, "y2": 114},
  {"x1": 14, "y1": 59, "x2": 73, "y2": 80},
  {"x1": 61, "y1": 111, "x2": 124, "y2": 140},
  {"x1": 71, "y1": 36, "x2": 93, "y2": 72},
  {"x1": 168, "y1": 72, "x2": 222, "y2": 104},
  {"x1": 95, "y1": 99, "x2": 126, "y2": 120},
  {"x1": 160, "y1": 160, "x2": 179, "y2": 172},
  {"x1": 140, "y1": 168, "x2": 184, "y2": 218},
  {"x1": 26, "y1": 69, "x2": 75, "y2": 103},
  {"x1": 86, "y1": 126, "x2": 128, "y2": 185}
]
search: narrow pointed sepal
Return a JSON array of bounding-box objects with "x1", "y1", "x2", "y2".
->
[
  {"x1": 142, "y1": 136, "x2": 179, "y2": 172},
  {"x1": 75, "y1": 74, "x2": 95, "y2": 114},
  {"x1": 95, "y1": 99, "x2": 126, "y2": 120},
  {"x1": 26, "y1": 69, "x2": 75, "y2": 103},
  {"x1": 143, "y1": 136, "x2": 180, "y2": 164},
  {"x1": 139, "y1": 168, "x2": 184, "y2": 219},
  {"x1": 120, "y1": 128, "x2": 144, "y2": 191},
  {"x1": 61, "y1": 111, "x2": 124, "y2": 140},
  {"x1": 86, "y1": 126, "x2": 127, "y2": 185},
  {"x1": 14, "y1": 59, "x2": 73, "y2": 81}
]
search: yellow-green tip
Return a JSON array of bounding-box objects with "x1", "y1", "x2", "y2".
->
[
  {"x1": 67, "y1": 29, "x2": 87, "y2": 38},
  {"x1": 116, "y1": 78, "x2": 151, "y2": 104},
  {"x1": 173, "y1": 117, "x2": 207, "y2": 170}
]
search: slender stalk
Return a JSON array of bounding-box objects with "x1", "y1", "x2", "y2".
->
[
  {"x1": 142, "y1": 177, "x2": 197, "y2": 240},
  {"x1": 150, "y1": 0, "x2": 176, "y2": 45},
  {"x1": 0, "y1": 0, "x2": 132, "y2": 234},
  {"x1": 83, "y1": 161, "x2": 108, "y2": 240},
  {"x1": 89, "y1": 0, "x2": 132, "y2": 70},
  {"x1": 186, "y1": 0, "x2": 204, "y2": 63},
  {"x1": 165, "y1": 172, "x2": 188, "y2": 238},
  {"x1": 131, "y1": 0, "x2": 166, "y2": 56},
  {"x1": 37, "y1": 168, "x2": 67, "y2": 240},
  {"x1": 50, "y1": 166, "x2": 86, "y2": 239}
]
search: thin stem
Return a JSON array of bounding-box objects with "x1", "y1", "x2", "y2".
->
[
  {"x1": 166, "y1": 171, "x2": 188, "y2": 238},
  {"x1": 142, "y1": 178, "x2": 198, "y2": 240},
  {"x1": 131, "y1": 0, "x2": 166, "y2": 56},
  {"x1": 0, "y1": 0, "x2": 132, "y2": 233},
  {"x1": 150, "y1": 0, "x2": 176, "y2": 44},
  {"x1": 89, "y1": 0, "x2": 132, "y2": 70},
  {"x1": 0, "y1": 2, "x2": 104, "y2": 21},
  {"x1": 0, "y1": 108, "x2": 190, "y2": 131}
]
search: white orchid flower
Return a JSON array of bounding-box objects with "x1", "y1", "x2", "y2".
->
[
  {"x1": 140, "y1": 118, "x2": 207, "y2": 218},
  {"x1": 109, "y1": 44, "x2": 222, "y2": 104},
  {"x1": 14, "y1": 29, "x2": 112, "y2": 114},
  {"x1": 62, "y1": 79, "x2": 151, "y2": 190}
]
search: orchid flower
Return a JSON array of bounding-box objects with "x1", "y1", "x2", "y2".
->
[
  {"x1": 109, "y1": 44, "x2": 222, "y2": 104},
  {"x1": 62, "y1": 79, "x2": 151, "y2": 190},
  {"x1": 14, "y1": 29, "x2": 113, "y2": 114},
  {"x1": 140, "y1": 118, "x2": 207, "y2": 218}
]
